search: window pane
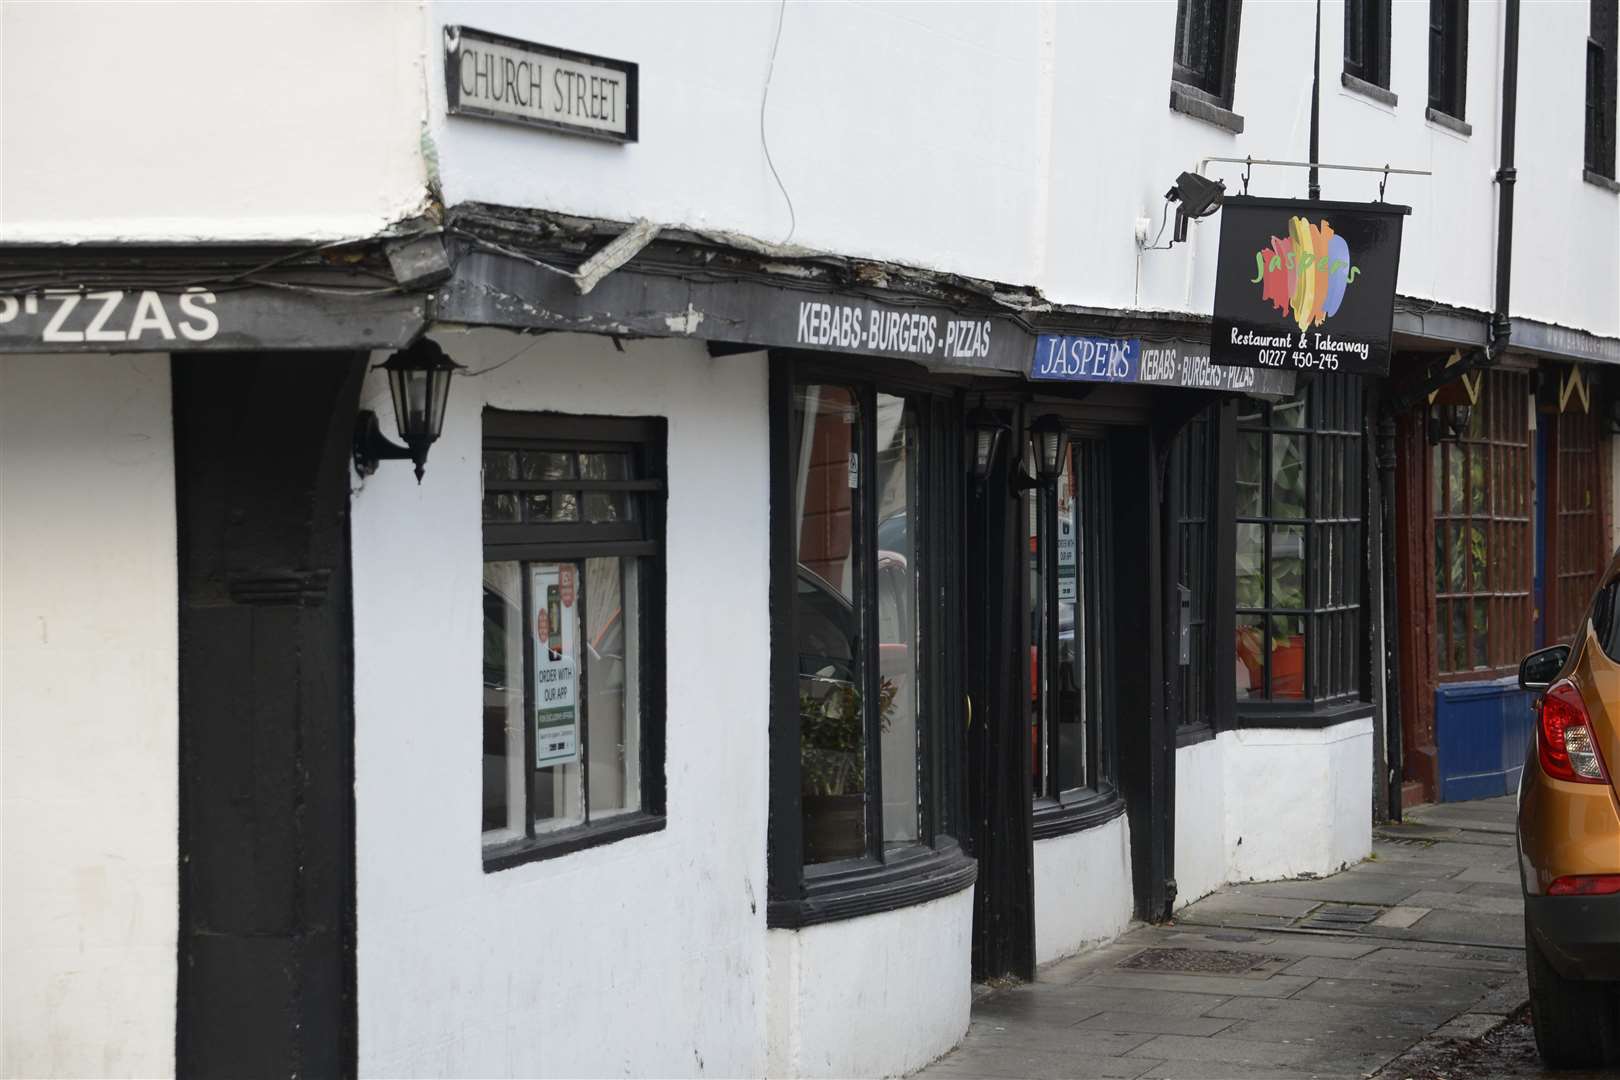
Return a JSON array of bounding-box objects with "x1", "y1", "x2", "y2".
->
[
  {"x1": 483, "y1": 561, "x2": 526, "y2": 843},
  {"x1": 1271, "y1": 433, "x2": 1307, "y2": 518},
  {"x1": 585, "y1": 557, "x2": 640, "y2": 819},
  {"x1": 1236, "y1": 523, "x2": 1265, "y2": 608},
  {"x1": 876, "y1": 394, "x2": 920, "y2": 846},
  {"x1": 1274, "y1": 393, "x2": 1307, "y2": 428},
  {"x1": 1236, "y1": 613, "x2": 1265, "y2": 699},
  {"x1": 1271, "y1": 615, "x2": 1306, "y2": 699},
  {"x1": 794, "y1": 385, "x2": 866, "y2": 864},
  {"x1": 1236, "y1": 432, "x2": 1264, "y2": 517},
  {"x1": 531, "y1": 561, "x2": 585, "y2": 833},
  {"x1": 1027, "y1": 442, "x2": 1048, "y2": 798},
  {"x1": 1055, "y1": 444, "x2": 1086, "y2": 792},
  {"x1": 1270, "y1": 524, "x2": 1306, "y2": 609},
  {"x1": 582, "y1": 452, "x2": 633, "y2": 524}
]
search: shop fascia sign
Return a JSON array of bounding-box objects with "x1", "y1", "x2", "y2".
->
[
  {"x1": 1210, "y1": 196, "x2": 1409, "y2": 376},
  {"x1": 444, "y1": 26, "x2": 638, "y2": 143},
  {"x1": 0, "y1": 286, "x2": 426, "y2": 352},
  {"x1": 1029, "y1": 333, "x2": 1297, "y2": 397}
]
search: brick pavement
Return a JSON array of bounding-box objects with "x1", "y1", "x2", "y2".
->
[{"x1": 914, "y1": 796, "x2": 1525, "y2": 1080}]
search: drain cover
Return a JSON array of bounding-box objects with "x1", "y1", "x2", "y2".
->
[
  {"x1": 1117, "y1": 947, "x2": 1284, "y2": 975},
  {"x1": 1378, "y1": 836, "x2": 1436, "y2": 848},
  {"x1": 1295, "y1": 902, "x2": 1383, "y2": 931}
]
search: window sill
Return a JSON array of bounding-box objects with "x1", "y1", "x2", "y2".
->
[
  {"x1": 1032, "y1": 786, "x2": 1126, "y2": 841},
  {"x1": 1341, "y1": 71, "x2": 1397, "y2": 109},
  {"x1": 766, "y1": 841, "x2": 977, "y2": 929},
  {"x1": 1425, "y1": 108, "x2": 1472, "y2": 138},
  {"x1": 1169, "y1": 83, "x2": 1245, "y2": 134},
  {"x1": 1584, "y1": 169, "x2": 1620, "y2": 194},
  {"x1": 1176, "y1": 722, "x2": 1217, "y2": 748},
  {"x1": 1231, "y1": 698, "x2": 1374, "y2": 731},
  {"x1": 482, "y1": 811, "x2": 665, "y2": 873}
]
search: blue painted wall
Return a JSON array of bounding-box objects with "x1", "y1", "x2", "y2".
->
[{"x1": 1435, "y1": 676, "x2": 1536, "y2": 801}]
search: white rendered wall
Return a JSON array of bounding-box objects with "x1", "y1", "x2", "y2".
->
[
  {"x1": 765, "y1": 888, "x2": 973, "y2": 1079},
  {"x1": 0, "y1": 3, "x2": 428, "y2": 242},
  {"x1": 422, "y1": 0, "x2": 1616, "y2": 342},
  {"x1": 1031, "y1": 814, "x2": 1134, "y2": 965},
  {"x1": 1, "y1": 354, "x2": 178, "y2": 1078},
  {"x1": 425, "y1": 1, "x2": 1044, "y2": 286},
  {"x1": 1512, "y1": 2, "x2": 1620, "y2": 338},
  {"x1": 351, "y1": 331, "x2": 770, "y2": 1077},
  {"x1": 1223, "y1": 719, "x2": 1375, "y2": 883},
  {"x1": 1173, "y1": 737, "x2": 1226, "y2": 910}
]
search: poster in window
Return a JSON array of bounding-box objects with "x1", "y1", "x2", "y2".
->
[
  {"x1": 532, "y1": 562, "x2": 579, "y2": 766},
  {"x1": 1210, "y1": 196, "x2": 1408, "y2": 376},
  {"x1": 1057, "y1": 467, "x2": 1078, "y2": 602}
]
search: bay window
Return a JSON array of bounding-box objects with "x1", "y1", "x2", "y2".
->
[{"x1": 769, "y1": 357, "x2": 973, "y2": 926}]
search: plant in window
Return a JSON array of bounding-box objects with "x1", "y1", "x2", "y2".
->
[{"x1": 799, "y1": 678, "x2": 897, "y2": 797}]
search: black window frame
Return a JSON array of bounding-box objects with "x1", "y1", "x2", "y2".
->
[
  {"x1": 1170, "y1": 404, "x2": 1222, "y2": 743},
  {"x1": 1588, "y1": 0, "x2": 1618, "y2": 181},
  {"x1": 1428, "y1": 0, "x2": 1468, "y2": 122},
  {"x1": 1027, "y1": 426, "x2": 1125, "y2": 837},
  {"x1": 1344, "y1": 0, "x2": 1392, "y2": 92},
  {"x1": 1170, "y1": 0, "x2": 1246, "y2": 132},
  {"x1": 479, "y1": 409, "x2": 668, "y2": 873},
  {"x1": 1233, "y1": 377, "x2": 1370, "y2": 724},
  {"x1": 766, "y1": 352, "x2": 974, "y2": 929}
]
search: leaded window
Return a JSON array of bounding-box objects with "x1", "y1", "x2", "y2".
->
[
  {"x1": 1235, "y1": 377, "x2": 1364, "y2": 703},
  {"x1": 1555, "y1": 400, "x2": 1607, "y2": 645},
  {"x1": 1430, "y1": 371, "x2": 1532, "y2": 676}
]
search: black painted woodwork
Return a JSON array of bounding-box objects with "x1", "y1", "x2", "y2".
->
[
  {"x1": 964, "y1": 404, "x2": 1036, "y2": 981},
  {"x1": 174, "y1": 352, "x2": 363, "y2": 1078}
]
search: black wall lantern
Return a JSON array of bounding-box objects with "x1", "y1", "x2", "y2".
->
[
  {"x1": 1426, "y1": 402, "x2": 1473, "y2": 445},
  {"x1": 967, "y1": 407, "x2": 1008, "y2": 481},
  {"x1": 353, "y1": 338, "x2": 462, "y2": 483},
  {"x1": 1029, "y1": 414, "x2": 1070, "y2": 482}
]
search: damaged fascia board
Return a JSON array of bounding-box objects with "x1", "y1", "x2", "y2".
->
[{"x1": 573, "y1": 219, "x2": 661, "y2": 295}]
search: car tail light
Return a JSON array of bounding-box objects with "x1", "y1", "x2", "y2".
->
[
  {"x1": 1538, "y1": 679, "x2": 1609, "y2": 784},
  {"x1": 1548, "y1": 875, "x2": 1620, "y2": 895}
]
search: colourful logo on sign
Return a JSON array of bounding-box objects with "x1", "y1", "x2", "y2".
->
[{"x1": 1249, "y1": 217, "x2": 1362, "y2": 333}]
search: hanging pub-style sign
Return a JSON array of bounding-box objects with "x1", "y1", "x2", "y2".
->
[{"x1": 1210, "y1": 196, "x2": 1409, "y2": 376}]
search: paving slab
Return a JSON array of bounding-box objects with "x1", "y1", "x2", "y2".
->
[
  {"x1": 1124, "y1": 1032, "x2": 1317, "y2": 1066},
  {"x1": 1178, "y1": 891, "x2": 1323, "y2": 917},
  {"x1": 977, "y1": 986, "x2": 1234, "y2": 1019},
  {"x1": 1071, "y1": 1012, "x2": 1238, "y2": 1037},
  {"x1": 1372, "y1": 904, "x2": 1431, "y2": 928},
  {"x1": 1203, "y1": 993, "x2": 1459, "y2": 1029},
  {"x1": 1400, "y1": 888, "x2": 1524, "y2": 915},
  {"x1": 1231, "y1": 875, "x2": 1455, "y2": 905},
  {"x1": 1360, "y1": 945, "x2": 1522, "y2": 973},
  {"x1": 1153, "y1": 928, "x2": 1380, "y2": 959},
  {"x1": 920, "y1": 1048, "x2": 1159, "y2": 1079},
  {"x1": 1135, "y1": 1063, "x2": 1361, "y2": 1080},
  {"x1": 955, "y1": 1026, "x2": 1157, "y2": 1056},
  {"x1": 1084, "y1": 970, "x2": 1315, "y2": 998},
  {"x1": 1292, "y1": 975, "x2": 1484, "y2": 1009}
]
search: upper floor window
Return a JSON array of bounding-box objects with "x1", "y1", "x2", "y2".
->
[
  {"x1": 480, "y1": 411, "x2": 667, "y2": 870},
  {"x1": 1235, "y1": 377, "x2": 1365, "y2": 705},
  {"x1": 1588, "y1": 0, "x2": 1618, "y2": 179},
  {"x1": 1428, "y1": 0, "x2": 1468, "y2": 120},
  {"x1": 1344, "y1": 0, "x2": 1392, "y2": 90},
  {"x1": 1172, "y1": 0, "x2": 1243, "y2": 128}
]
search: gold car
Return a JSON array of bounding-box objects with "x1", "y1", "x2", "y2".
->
[{"x1": 1518, "y1": 569, "x2": 1620, "y2": 1069}]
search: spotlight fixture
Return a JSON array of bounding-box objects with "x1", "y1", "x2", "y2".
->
[{"x1": 1167, "y1": 171, "x2": 1227, "y2": 242}]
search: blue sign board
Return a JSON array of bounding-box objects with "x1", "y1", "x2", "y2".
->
[{"x1": 1031, "y1": 335, "x2": 1140, "y2": 383}]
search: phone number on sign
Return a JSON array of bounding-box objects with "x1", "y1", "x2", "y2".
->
[{"x1": 1254, "y1": 349, "x2": 1341, "y2": 371}]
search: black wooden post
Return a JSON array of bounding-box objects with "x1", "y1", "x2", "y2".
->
[{"x1": 174, "y1": 352, "x2": 364, "y2": 1078}]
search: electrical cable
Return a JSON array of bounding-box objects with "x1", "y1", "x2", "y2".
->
[{"x1": 759, "y1": 0, "x2": 798, "y2": 246}]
